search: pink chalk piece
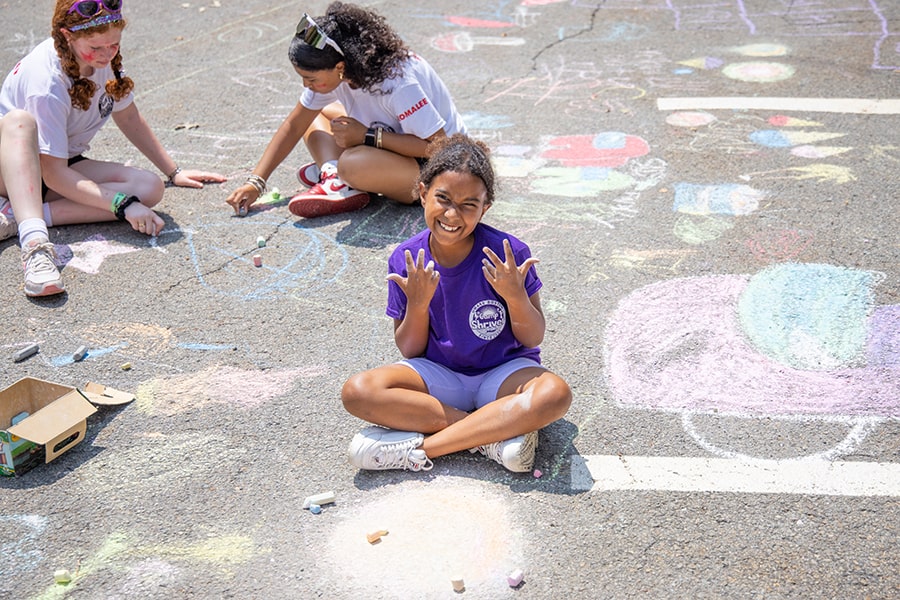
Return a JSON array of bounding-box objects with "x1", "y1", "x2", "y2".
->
[
  {"x1": 507, "y1": 568, "x2": 525, "y2": 587},
  {"x1": 533, "y1": 469, "x2": 542, "y2": 478},
  {"x1": 252, "y1": 254, "x2": 262, "y2": 267}
]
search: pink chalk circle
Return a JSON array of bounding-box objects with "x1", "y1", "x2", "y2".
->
[
  {"x1": 604, "y1": 274, "x2": 900, "y2": 418},
  {"x1": 722, "y1": 62, "x2": 795, "y2": 83},
  {"x1": 666, "y1": 111, "x2": 717, "y2": 127}
]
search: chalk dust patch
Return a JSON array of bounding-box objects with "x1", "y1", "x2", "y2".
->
[
  {"x1": 137, "y1": 365, "x2": 324, "y2": 416},
  {"x1": 324, "y1": 478, "x2": 524, "y2": 598}
]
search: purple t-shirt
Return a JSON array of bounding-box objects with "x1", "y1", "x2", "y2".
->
[{"x1": 387, "y1": 223, "x2": 542, "y2": 375}]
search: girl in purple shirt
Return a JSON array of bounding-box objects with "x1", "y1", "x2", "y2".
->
[{"x1": 342, "y1": 135, "x2": 572, "y2": 473}]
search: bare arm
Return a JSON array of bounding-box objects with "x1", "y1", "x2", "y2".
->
[
  {"x1": 226, "y1": 103, "x2": 319, "y2": 214},
  {"x1": 112, "y1": 102, "x2": 177, "y2": 178},
  {"x1": 113, "y1": 102, "x2": 225, "y2": 188},
  {"x1": 482, "y1": 239, "x2": 545, "y2": 348},
  {"x1": 387, "y1": 248, "x2": 440, "y2": 358},
  {"x1": 330, "y1": 116, "x2": 447, "y2": 158}
]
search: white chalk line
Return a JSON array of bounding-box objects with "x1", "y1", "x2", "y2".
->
[
  {"x1": 571, "y1": 455, "x2": 900, "y2": 497},
  {"x1": 657, "y1": 97, "x2": 900, "y2": 114}
]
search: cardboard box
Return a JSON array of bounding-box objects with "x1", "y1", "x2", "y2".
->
[{"x1": 0, "y1": 377, "x2": 98, "y2": 477}]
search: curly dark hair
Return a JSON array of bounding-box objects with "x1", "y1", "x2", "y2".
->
[
  {"x1": 417, "y1": 135, "x2": 496, "y2": 206},
  {"x1": 288, "y1": 2, "x2": 410, "y2": 93},
  {"x1": 52, "y1": 0, "x2": 133, "y2": 111}
]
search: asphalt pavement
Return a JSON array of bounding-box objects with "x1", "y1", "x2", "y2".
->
[{"x1": 1, "y1": 1, "x2": 898, "y2": 598}]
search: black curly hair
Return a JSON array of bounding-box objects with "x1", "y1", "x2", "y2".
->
[
  {"x1": 417, "y1": 135, "x2": 496, "y2": 206},
  {"x1": 288, "y1": 2, "x2": 409, "y2": 93}
]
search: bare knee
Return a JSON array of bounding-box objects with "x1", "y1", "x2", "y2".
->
[
  {"x1": 134, "y1": 170, "x2": 165, "y2": 207},
  {"x1": 533, "y1": 373, "x2": 573, "y2": 422},
  {"x1": 336, "y1": 147, "x2": 367, "y2": 189},
  {"x1": 341, "y1": 370, "x2": 374, "y2": 417}
]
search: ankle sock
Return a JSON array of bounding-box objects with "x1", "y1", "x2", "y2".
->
[{"x1": 18, "y1": 218, "x2": 50, "y2": 247}]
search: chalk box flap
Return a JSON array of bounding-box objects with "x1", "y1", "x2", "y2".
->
[
  {"x1": 82, "y1": 382, "x2": 135, "y2": 406},
  {"x1": 7, "y1": 391, "x2": 97, "y2": 445}
]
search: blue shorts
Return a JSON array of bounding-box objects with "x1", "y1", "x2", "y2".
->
[{"x1": 399, "y1": 357, "x2": 545, "y2": 412}]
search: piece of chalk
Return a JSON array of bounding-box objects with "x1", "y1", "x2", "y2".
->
[
  {"x1": 13, "y1": 343, "x2": 39, "y2": 362},
  {"x1": 507, "y1": 568, "x2": 525, "y2": 587},
  {"x1": 366, "y1": 529, "x2": 389, "y2": 544},
  {"x1": 257, "y1": 236, "x2": 266, "y2": 248},
  {"x1": 451, "y1": 577, "x2": 465, "y2": 593},
  {"x1": 238, "y1": 206, "x2": 248, "y2": 216},
  {"x1": 533, "y1": 469, "x2": 542, "y2": 478},
  {"x1": 120, "y1": 362, "x2": 132, "y2": 371},
  {"x1": 54, "y1": 568, "x2": 72, "y2": 584},
  {"x1": 73, "y1": 345, "x2": 89, "y2": 362},
  {"x1": 252, "y1": 254, "x2": 262, "y2": 267},
  {"x1": 309, "y1": 504, "x2": 322, "y2": 514},
  {"x1": 302, "y1": 491, "x2": 335, "y2": 509}
]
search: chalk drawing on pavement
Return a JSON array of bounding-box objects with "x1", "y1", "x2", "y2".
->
[
  {"x1": 0, "y1": 515, "x2": 48, "y2": 576},
  {"x1": 149, "y1": 221, "x2": 347, "y2": 301},
  {"x1": 54, "y1": 234, "x2": 140, "y2": 274},
  {"x1": 136, "y1": 365, "x2": 325, "y2": 416},
  {"x1": 604, "y1": 264, "x2": 900, "y2": 460},
  {"x1": 571, "y1": 0, "x2": 896, "y2": 69},
  {"x1": 29, "y1": 530, "x2": 263, "y2": 598},
  {"x1": 322, "y1": 478, "x2": 523, "y2": 598}
]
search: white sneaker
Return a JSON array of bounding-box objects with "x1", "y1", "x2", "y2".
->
[
  {"x1": 22, "y1": 236, "x2": 64, "y2": 297},
  {"x1": 348, "y1": 426, "x2": 433, "y2": 471},
  {"x1": 296, "y1": 162, "x2": 321, "y2": 187},
  {"x1": 470, "y1": 431, "x2": 538, "y2": 473},
  {"x1": 288, "y1": 173, "x2": 370, "y2": 218},
  {"x1": 0, "y1": 197, "x2": 17, "y2": 242}
]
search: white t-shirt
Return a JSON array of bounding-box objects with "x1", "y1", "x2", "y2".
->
[
  {"x1": 300, "y1": 53, "x2": 466, "y2": 142},
  {"x1": 0, "y1": 38, "x2": 134, "y2": 159}
]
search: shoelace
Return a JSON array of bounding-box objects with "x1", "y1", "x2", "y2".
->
[
  {"x1": 23, "y1": 242, "x2": 59, "y2": 275},
  {"x1": 374, "y1": 439, "x2": 425, "y2": 470}
]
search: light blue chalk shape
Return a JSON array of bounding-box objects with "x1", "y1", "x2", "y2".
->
[
  {"x1": 673, "y1": 183, "x2": 763, "y2": 216},
  {"x1": 593, "y1": 132, "x2": 627, "y2": 150},
  {"x1": 737, "y1": 263, "x2": 877, "y2": 370},
  {"x1": 750, "y1": 130, "x2": 792, "y2": 147}
]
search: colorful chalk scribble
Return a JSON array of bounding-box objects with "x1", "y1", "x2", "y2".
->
[{"x1": 604, "y1": 264, "x2": 900, "y2": 418}]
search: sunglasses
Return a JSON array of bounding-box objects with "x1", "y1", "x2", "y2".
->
[
  {"x1": 68, "y1": 0, "x2": 122, "y2": 18},
  {"x1": 296, "y1": 13, "x2": 344, "y2": 56}
]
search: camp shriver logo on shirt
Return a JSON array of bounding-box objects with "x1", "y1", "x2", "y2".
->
[{"x1": 469, "y1": 300, "x2": 506, "y2": 341}]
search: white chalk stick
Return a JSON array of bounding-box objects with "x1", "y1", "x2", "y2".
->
[
  {"x1": 302, "y1": 491, "x2": 335, "y2": 509},
  {"x1": 13, "y1": 343, "x2": 39, "y2": 362}
]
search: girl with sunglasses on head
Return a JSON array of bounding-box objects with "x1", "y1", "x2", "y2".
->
[
  {"x1": 0, "y1": 0, "x2": 225, "y2": 243},
  {"x1": 226, "y1": 1, "x2": 467, "y2": 219}
]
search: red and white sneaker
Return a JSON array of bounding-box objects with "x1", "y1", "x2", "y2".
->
[
  {"x1": 296, "y1": 162, "x2": 321, "y2": 187},
  {"x1": 288, "y1": 173, "x2": 370, "y2": 218}
]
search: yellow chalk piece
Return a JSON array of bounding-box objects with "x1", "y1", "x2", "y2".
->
[
  {"x1": 120, "y1": 362, "x2": 132, "y2": 371},
  {"x1": 366, "y1": 529, "x2": 389, "y2": 544},
  {"x1": 54, "y1": 568, "x2": 72, "y2": 584}
]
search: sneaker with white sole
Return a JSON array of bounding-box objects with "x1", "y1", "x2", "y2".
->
[
  {"x1": 0, "y1": 197, "x2": 17, "y2": 242},
  {"x1": 296, "y1": 162, "x2": 321, "y2": 187},
  {"x1": 348, "y1": 425, "x2": 433, "y2": 471},
  {"x1": 470, "y1": 431, "x2": 538, "y2": 473},
  {"x1": 22, "y1": 237, "x2": 64, "y2": 297},
  {"x1": 288, "y1": 173, "x2": 370, "y2": 218}
]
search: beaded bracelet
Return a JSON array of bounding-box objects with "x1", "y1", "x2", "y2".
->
[
  {"x1": 246, "y1": 173, "x2": 267, "y2": 194},
  {"x1": 166, "y1": 166, "x2": 181, "y2": 184}
]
